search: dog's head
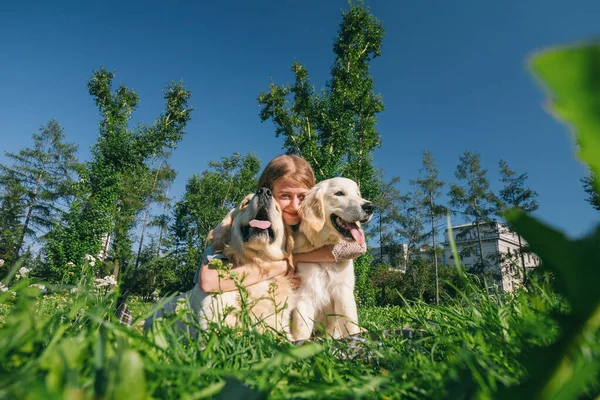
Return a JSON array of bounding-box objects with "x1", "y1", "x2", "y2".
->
[
  {"x1": 210, "y1": 188, "x2": 293, "y2": 265},
  {"x1": 298, "y1": 177, "x2": 374, "y2": 247}
]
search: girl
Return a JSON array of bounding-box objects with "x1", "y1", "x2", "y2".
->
[{"x1": 195, "y1": 154, "x2": 366, "y2": 293}]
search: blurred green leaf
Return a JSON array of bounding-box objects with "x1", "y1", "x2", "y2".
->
[
  {"x1": 112, "y1": 349, "x2": 147, "y2": 400},
  {"x1": 531, "y1": 44, "x2": 600, "y2": 191},
  {"x1": 499, "y1": 210, "x2": 600, "y2": 399},
  {"x1": 495, "y1": 42, "x2": 600, "y2": 399},
  {"x1": 216, "y1": 377, "x2": 266, "y2": 400}
]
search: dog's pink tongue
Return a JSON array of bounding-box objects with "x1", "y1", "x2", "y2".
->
[
  {"x1": 347, "y1": 223, "x2": 365, "y2": 245},
  {"x1": 249, "y1": 219, "x2": 271, "y2": 230}
]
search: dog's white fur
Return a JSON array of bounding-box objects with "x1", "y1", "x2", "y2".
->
[
  {"x1": 145, "y1": 191, "x2": 296, "y2": 338},
  {"x1": 292, "y1": 177, "x2": 373, "y2": 341}
]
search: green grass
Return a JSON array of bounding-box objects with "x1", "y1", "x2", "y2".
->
[{"x1": 2, "y1": 270, "x2": 596, "y2": 400}]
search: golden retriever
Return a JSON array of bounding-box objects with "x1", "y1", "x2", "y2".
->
[
  {"x1": 291, "y1": 177, "x2": 374, "y2": 341},
  {"x1": 144, "y1": 188, "x2": 296, "y2": 338}
]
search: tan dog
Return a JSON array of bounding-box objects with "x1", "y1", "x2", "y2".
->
[
  {"x1": 145, "y1": 188, "x2": 296, "y2": 338},
  {"x1": 292, "y1": 177, "x2": 374, "y2": 341}
]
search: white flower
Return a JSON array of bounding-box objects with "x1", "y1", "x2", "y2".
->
[
  {"x1": 104, "y1": 275, "x2": 117, "y2": 286},
  {"x1": 0, "y1": 282, "x2": 8, "y2": 293},
  {"x1": 95, "y1": 278, "x2": 109, "y2": 288},
  {"x1": 70, "y1": 287, "x2": 79, "y2": 293},
  {"x1": 0, "y1": 259, "x2": 4, "y2": 267},
  {"x1": 94, "y1": 275, "x2": 117, "y2": 289},
  {"x1": 84, "y1": 254, "x2": 96, "y2": 267},
  {"x1": 175, "y1": 297, "x2": 188, "y2": 314},
  {"x1": 66, "y1": 261, "x2": 75, "y2": 268},
  {"x1": 19, "y1": 267, "x2": 31, "y2": 276},
  {"x1": 30, "y1": 284, "x2": 47, "y2": 295}
]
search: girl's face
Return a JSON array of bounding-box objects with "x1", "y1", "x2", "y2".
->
[{"x1": 272, "y1": 179, "x2": 310, "y2": 226}]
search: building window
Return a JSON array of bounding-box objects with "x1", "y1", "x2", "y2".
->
[
  {"x1": 475, "y1": 247, "x2": 481, "y2": 256},
  {"x1": 507, "y1": 247, "x2": 512, "y2": 256}
]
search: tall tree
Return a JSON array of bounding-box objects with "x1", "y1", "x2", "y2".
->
[
  {"x1": 0, "y1": 172, "x2": 27, "y2": 269},
  {"x1": 448, "y1": 150, "x2": 498, "y2": 274},
  {"x1": 150, "y1": 183, "x2": 174, "y2": 258},
  {"x1": 44, "y1": 67, "x2": 192, "y2": 283},
  {"x1": 135, "y1": 160, "x2": 176, "y2": 268},
  {"x1": 368, "y1": 175, "x2": 402, "y2": 265},
  {"x1": 582, "y1": 171, "x2": 600, "y2": 212},
  {"x1": 258, "y1": 2, "x2": 384, "y2": 307},
  {"x1": 497, "y1": 159, "x2": 539, "y2": 283},
  {"x1": 395, "y1": 188, "x2": 426, "y2": 269},
  {"x1": 411, "y1": 150, "x2": 447, "y2": 305},
  {"x1": 0, "y1": 119, "x2": 80, "y2": 256},
  {"x1": 257, "y1": 0, "x2": 384, "y2": 201}
]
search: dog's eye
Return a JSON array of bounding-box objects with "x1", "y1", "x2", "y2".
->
[{"x1": 335, "y1": 191, "x2": 345, "y2": 196}]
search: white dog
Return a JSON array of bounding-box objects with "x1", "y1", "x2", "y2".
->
[{"x1": 292, "y1": 177, "x2": 374, "y2": 341}]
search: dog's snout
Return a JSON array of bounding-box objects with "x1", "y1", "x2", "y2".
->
[
  {"x1": 257, "y1": 187, "x2": 272, "y2": 198},
  {"x1": 361, "y1": 202, "x2": 375, "y2": 215}
]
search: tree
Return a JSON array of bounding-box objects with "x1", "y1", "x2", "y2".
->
[
  {"x1": 134, "y1": 159, "x2": 176, "y2": 269},
  {"x1": 0, "y1": 172, "x2": 27, "y2": 270},
  {"x1": 448, "y1": 150, "x2": 499, "y2": 275},
  {"x1": 411, "y1": 150, "x2": 447, "y2": 305},
  {"x1": 582, "y1": 171, "x2": 600, "y2": 212},
  {"x1": 401, "y1": 258, "x2": 435, "y2": 302},
  {"x1": 150, "y1": 186, "x2": 174, "y2": 258},
  {"x1": 258, "y1": 2, "x2": 384, "y2": 306},
  {"x1": 44, "y1": 67, "x2": 192, "y2": 283},
  {"x1": 395, "y1": 188, "x2": 426, "y2": 269},
  {"x1": 497, "y1": 159, "x2": 539, "y2": 283},
  {"x1": 370, "y1": 265, "x2": 404, "y2": 306},
  {"x1": 368, "y1": 175, "x2": 402, "y2": 265},
  {"x1": 0, "y1": 119, "x2": 80, "y2": 257},
  {"x1": 257, "y1": 0, "x2": 384, "y2": 201}
]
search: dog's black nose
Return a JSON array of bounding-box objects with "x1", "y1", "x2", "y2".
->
[
  {"x1": 257, "y1": 187, "x2": 272, "y2": 197},
  {"x1": 362, "y1": 202, "x2": 375, "y2": 215}
]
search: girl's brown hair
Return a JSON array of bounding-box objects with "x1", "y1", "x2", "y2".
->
[{"x1": 257, "y1": 154, "x2": 316, "y2": 190}]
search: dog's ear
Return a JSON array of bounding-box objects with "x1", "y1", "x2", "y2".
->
[
  {"x1": 299, "y1": 185, "x2": 325, "y2": 232},
  {"x1": 209, "y1": 193, "x2": 254, "y2": 251},
  {"x1": 208, "y1": 208, "x2": 236, "y2": 251}
]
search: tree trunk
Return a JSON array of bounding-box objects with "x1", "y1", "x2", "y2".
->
[
  {"x1": 135, "y1": 206, "x2": 151, "y2": 269},
  {"x1": 518, "y1": 234, "x2": 527, "y2": 285},
  {"x1": 135, "y1": 164, "x2": 162, "y2": 268},
  {"x1": 474, "y1": 218, "x2": 485, "y2": 272},
  {"x1": 113, "y1": 258, "x2": 120, "y2": 281},
  {"x1": 157, "y1": 186, "x2": 170, "y2": 257},
  {"x1": 112, "y1": 228, "x2": 120, "y2": 280},
  {"x1": 16, "y1": 170, "x2": 44, "y2": 256},
  {"x1": 430, "y1": 193, "x2": 439, "y2": 306},
  {"x1": 379, "y1": 210, "x2": 383, "y2": 264}
]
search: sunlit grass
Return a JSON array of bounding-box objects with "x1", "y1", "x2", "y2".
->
[{"x1": 2, "y1": 261, "x2": 592, "y2": 400}]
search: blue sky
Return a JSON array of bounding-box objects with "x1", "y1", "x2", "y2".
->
[{"x1": 1, "y1": 0, "x2": 599, "y2": 240}]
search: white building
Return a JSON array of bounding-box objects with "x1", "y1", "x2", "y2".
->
[{"x1": 441, "y1": 221, "x2": 541, "y2": 292}]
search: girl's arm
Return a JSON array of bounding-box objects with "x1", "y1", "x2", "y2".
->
[
  {"x1": 199, "y1": 259, "x2": 288, "y2": 293},
  {"x1": 294, "y1": 241, "x2": 367, "y2": 263}
]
